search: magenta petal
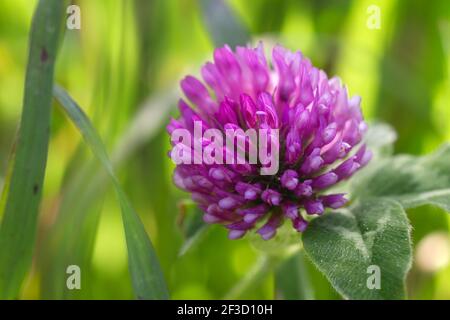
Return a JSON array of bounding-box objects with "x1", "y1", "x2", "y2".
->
[
  {"x1": 295, "y1": 180, "x2": 313, "y2": 197},
  {"x1": 321, "y1": 194, "x2": 348, "y2": 209},
  {"x1": 312, "y1": 172, "x2": 338, "y2": 189},
  {"x1": 293, "y1": 217, "x2": 308, "y2": 232},
  {"x1": 257, "y1": 215, "x2": 282, "y2": 240},
  {"x1": 180, "y1": 76, "x2": 216, "y2": 114},
  {"x1": 281, "y1": 169, "x2": 299, "y2": 190},
  {"x1": 261, "y1": 189, "x2": 282, "y2": 206},
  {"x1": 304, "y1": 199, "x2": 324, "y2": 215},
  {"x1": 228, "y1": 229, "x2": 247, "y2": 240},
  {"x1": 282, "y1": 203, "x2": 299, "y2": 220}
]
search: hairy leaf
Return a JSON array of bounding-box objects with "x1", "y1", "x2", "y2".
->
[
  {"x1": 354, "y1": 144, "x2": 450, "y2": 212},
  {"x1": 303, "y1": 199, "x2": 412, "y2": 300}
]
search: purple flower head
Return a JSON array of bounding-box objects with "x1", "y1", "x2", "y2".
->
[{"x1": 168, "y1": 43, "x2": 371, "y2": 240}]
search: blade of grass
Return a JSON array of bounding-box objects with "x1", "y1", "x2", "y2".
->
[
  {"x1": 199, "y1": 0, "x2": 250, "y2": 47},
  {"x1": 0, "y1": 0, "x2": 67, "y2": 299},
  {"x1": 40, "y1": 164, "x2": 107, "y2": 299},
  {"x1": 42, "y1": 86, "x2": 177, "y2": 299},
  {"x1": 0, "y1": 141, "x2": 16, "y2": 224},
  {"x1": 53, "y1": 85, "x2": 169, "y2": 299}
]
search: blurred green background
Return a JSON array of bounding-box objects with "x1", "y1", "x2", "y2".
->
[{"x1": 0, "y1": 0, "x2": 449, "y2": 299}]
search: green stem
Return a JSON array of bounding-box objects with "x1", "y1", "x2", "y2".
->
[
  {"x1": 274, "y1": 249, "x2": 315, "y2": 300},
  {"x1": 223, "y1": 255, "x2": 281, "y2": 299}
]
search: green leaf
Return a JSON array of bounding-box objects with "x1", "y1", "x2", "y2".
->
[
  {"x1": 303, "y1": 199, "x2": 412, "y2": 300},
  {"x1": 199, "y1": 0, "x2": 251, "y2": 47},
  {"x1": 396, "y1": 189, "x2": 450, "y2": 212},
  {"x1": 353, "y1": 144, "x2": 450, "y2": 212},
  {"x1": 53, "y1": 85, "x2": 169, "y2": 300},
  {"x1": 275, "y1": 250, "x2": 314, "y2": 300},
  {"x1": 0, "y1": 0, "x2": 67, "y2": 299},
  {"x1": 363, "y1": 122, "x2": 397, "y2": 157}
]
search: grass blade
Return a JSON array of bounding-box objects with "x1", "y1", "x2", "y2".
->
[
  {"x1": 0, "y1": 139, "x2": 16, "y2": 223},
  {"x1": 53, "y1": 85, "x2": 169, "y2": 299},
  {"x1": 41, "y1": 87, "x2": 177, "y2": 298},
  {"x1": 199, "y1": 0, "x2": 250, "y2": 47},
  {"x1": 0, "y1": 0, "x2": 67, "y2": 299}
]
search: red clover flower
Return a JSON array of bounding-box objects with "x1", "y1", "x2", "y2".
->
[{"x1": 167, "y1": 43, "x2": 371, "y2": 240}]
